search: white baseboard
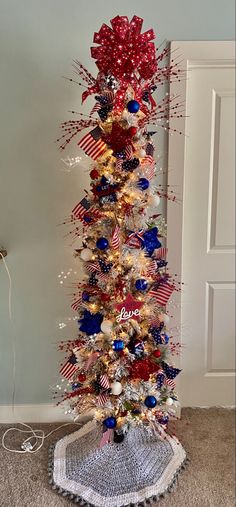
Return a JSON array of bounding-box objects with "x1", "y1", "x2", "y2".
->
[{"x1": 0, "y1": 404, "x2": 93, "y2": 424}]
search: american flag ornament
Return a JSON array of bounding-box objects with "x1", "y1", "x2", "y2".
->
[
  {"x1": 111, "y1": 225, "x2": 120, "y2": 250},
  {"x1": 78, "y1": 126, "x2": 107, "y2": 160},
  {"x1": 149, "y1": 281, "x2": 174, "y2": 306},
  {"x1": 99, "y1": 374, "x2": 110, "y2": 389},
  {"x1": 60, "y1": 353, "x2": 79, "y2": 380}
]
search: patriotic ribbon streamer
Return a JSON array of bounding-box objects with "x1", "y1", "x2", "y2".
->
[
  {"x1": 99, "y1": 374, "x2": 110, "y2": 389},
  {"x1": 84, "y1": 351, "x2": 100, "y2": 371},
  {"x1": 111, "y1": 225, "x2": 120, "y2": 250},
  {"x1": 97, "y1": 392, "x2": 109, "y2": 406},
  {"x1": 126, "y1": 229, "x2": 144, "y2": 248},
  {"x1": 99, "y1": 428, "x2": 112, "y2": 448}
]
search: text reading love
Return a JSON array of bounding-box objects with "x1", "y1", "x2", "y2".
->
[{"x1": 114, "y1": 293, "x2": 144, "y2": 322}]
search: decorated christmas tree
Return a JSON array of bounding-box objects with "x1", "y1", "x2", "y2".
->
[{"x1": 50, "y1": 16, "x2": 187, "y2": 506}]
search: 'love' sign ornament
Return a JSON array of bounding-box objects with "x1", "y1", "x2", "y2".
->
[{"x1": 115, "y1": 293, "x2": 144, "y2": 322}]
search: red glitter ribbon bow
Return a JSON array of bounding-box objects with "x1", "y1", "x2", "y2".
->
[{"x1": 91, "y1": 15, "x2": 157, "y2": 83}]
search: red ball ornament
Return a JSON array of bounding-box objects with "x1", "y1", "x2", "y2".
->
[
  {"x1": 153, "y1": 350, "x2": 162, "y2": 358},
  {"x1": 78, "y1": 373, "x2": 87, "y2": 382},
  {"x1": 127, "y1": 126, "x2": 138, "y2": 138},
  {"x1": 90, "y1": 169, "x2": 100, "y2": 180}
]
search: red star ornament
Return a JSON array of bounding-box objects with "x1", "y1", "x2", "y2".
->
[{"x1": 115, "y1": 293, "x2": 144, "y2": 322}]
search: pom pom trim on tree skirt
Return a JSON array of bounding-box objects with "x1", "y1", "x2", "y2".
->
[{"x1": 48, "y1": 420, "x2": 189, "y2": 506}]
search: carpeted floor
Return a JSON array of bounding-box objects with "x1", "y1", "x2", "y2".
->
[{"x1": 0, "y1": 408, "x2": 235, "y2": 507}]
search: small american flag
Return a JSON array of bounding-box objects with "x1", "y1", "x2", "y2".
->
[
  {"x1": 146, "y1": 142, "x2": 154, "y2": 156},
  {"x1": 147, "y1": 259, "x2": 158, "y2": 276},
  {"x1": 111, "y1": 225, "x2": 120, "y2": 250},
  {"x1": 149, "y1": 282, "x2": 174, "y2": 306},
  {"x1": 85, "y1": 262, "x2": 100, "y2": 273},
  {"x1": 164, "y1": 378, "x2": 176, "y2": 390},
  {"x1": 71, "y1": 197, "x2": 100, "y2": 226},
  {"x1": 97, "y1": 392, "x2": 109, "y2": 406},
  {"x1": 97, "y1": 271, "x2": 109, "y2": 282},
  {"x1": 90, "y1": 102, "x2": 101, "y2": 115},
  {"x1": 100, "y1": 374, "x2": 110, "y2": 389},
  {"x1": 78, "y1": 126, "x2": 107, "y2": 160},
  {"x1": 154, "y1": 247, "x2": 168, "y2": 259},
  {"x1": 60, "y1": 354, "x2": 79, "y2": 380},
  {"x1": 149, "y1": 315, "x2": 161, "y2": 328}
]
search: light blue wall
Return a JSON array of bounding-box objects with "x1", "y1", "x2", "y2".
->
[{"x1": 0, "y1": 0, "x2": 234, "y2": 406}]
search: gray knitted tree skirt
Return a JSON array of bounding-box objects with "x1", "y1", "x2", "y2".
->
[{"x1": 49, "y1": 420, "x2": 188, "y2": 506}]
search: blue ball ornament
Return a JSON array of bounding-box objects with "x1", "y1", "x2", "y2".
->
[
  {"x1": 135, "y1": 278, "x2": 148, "y2": 291},
  {"x1": 103, "y1": 416, "x2": 117, "y2": 429},
  {"x1": 82, "y1": 291, "x2": 90, "y2": 302},
  {"x1": 113, "y1": 339, "x2": 124, "y2": 351},
  {"x1": 144, "y1": 395, "x2": 157, "y2": 408},
  {"x1": 96, "y1": 237, "x2": 109, "y2": 250},
  {"x1": 137, "y1": 178, "x2": 150, "y2": 191},
  {"x1": 127, "y1": 99, "x2": 140, "y2": 114}
]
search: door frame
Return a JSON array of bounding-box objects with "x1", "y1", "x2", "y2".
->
[{"x1": 167, "y1": 41, "x2": 235, "y2": 404}]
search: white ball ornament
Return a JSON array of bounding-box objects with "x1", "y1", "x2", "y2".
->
[
  {"x1": 149, "y1": 194, "x2": 161, "y2": 207},
  {"x1": 159, "y1": 313, "x2": 170, "y2": 326},
  {"x1": 80, "y1": 248, "x2": 93, "y2": 261},
  {"x1": 111, "y1": 381, "x2": 123, "y2": 395},
  {"x1": 166, "y1": 397, "x2": 174, "y2": 406},
  {"x1": 139, "y1": 148, "x2": 146, "y2": 157},
  {"x1": 101, "y1": 320, "x2": 113, "y2": 334}
]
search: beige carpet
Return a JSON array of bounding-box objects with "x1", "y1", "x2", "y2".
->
[{"x1": 0, "y1": 408, "x2": 235, "y2": 507}]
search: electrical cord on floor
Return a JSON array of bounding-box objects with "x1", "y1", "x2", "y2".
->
[
  {"x1": 2, "y1": 422, "x2": 82, "y2": 453},
  {"x1": 0, "y1": 252, "x2": 81, "y2": 454}
]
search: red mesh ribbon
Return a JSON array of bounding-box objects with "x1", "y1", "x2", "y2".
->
[{"x1": 91, "y1": 15, "x2": 157, "y2": 82}]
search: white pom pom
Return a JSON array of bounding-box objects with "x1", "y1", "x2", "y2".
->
[
  {"x1": 111, "y1": 381, "x2": 122, "y2": 395},
  {"x1": 149, "y1": 194, "x2": 161, "y2": 207},
  {"x1": 159, "y1": 313, "x2": 170, "y2": 325},
  {"x1": 80, "y1": 248, "x2": 93, "y2": 261},
  {"x1": 166, "y1": 397, "x2": 173, "y2": 406},
  {"x1": 101, "y1": 320, "x2": 113, "y2": 334}
]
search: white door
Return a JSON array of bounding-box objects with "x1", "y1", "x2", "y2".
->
[{"x1": 167, "y1": 42, "x2": 235, "y2": 406}]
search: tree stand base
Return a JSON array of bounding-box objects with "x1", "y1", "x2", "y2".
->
[{"x1": 49, "y1": 420, "x2": 188, "y2": 506}]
